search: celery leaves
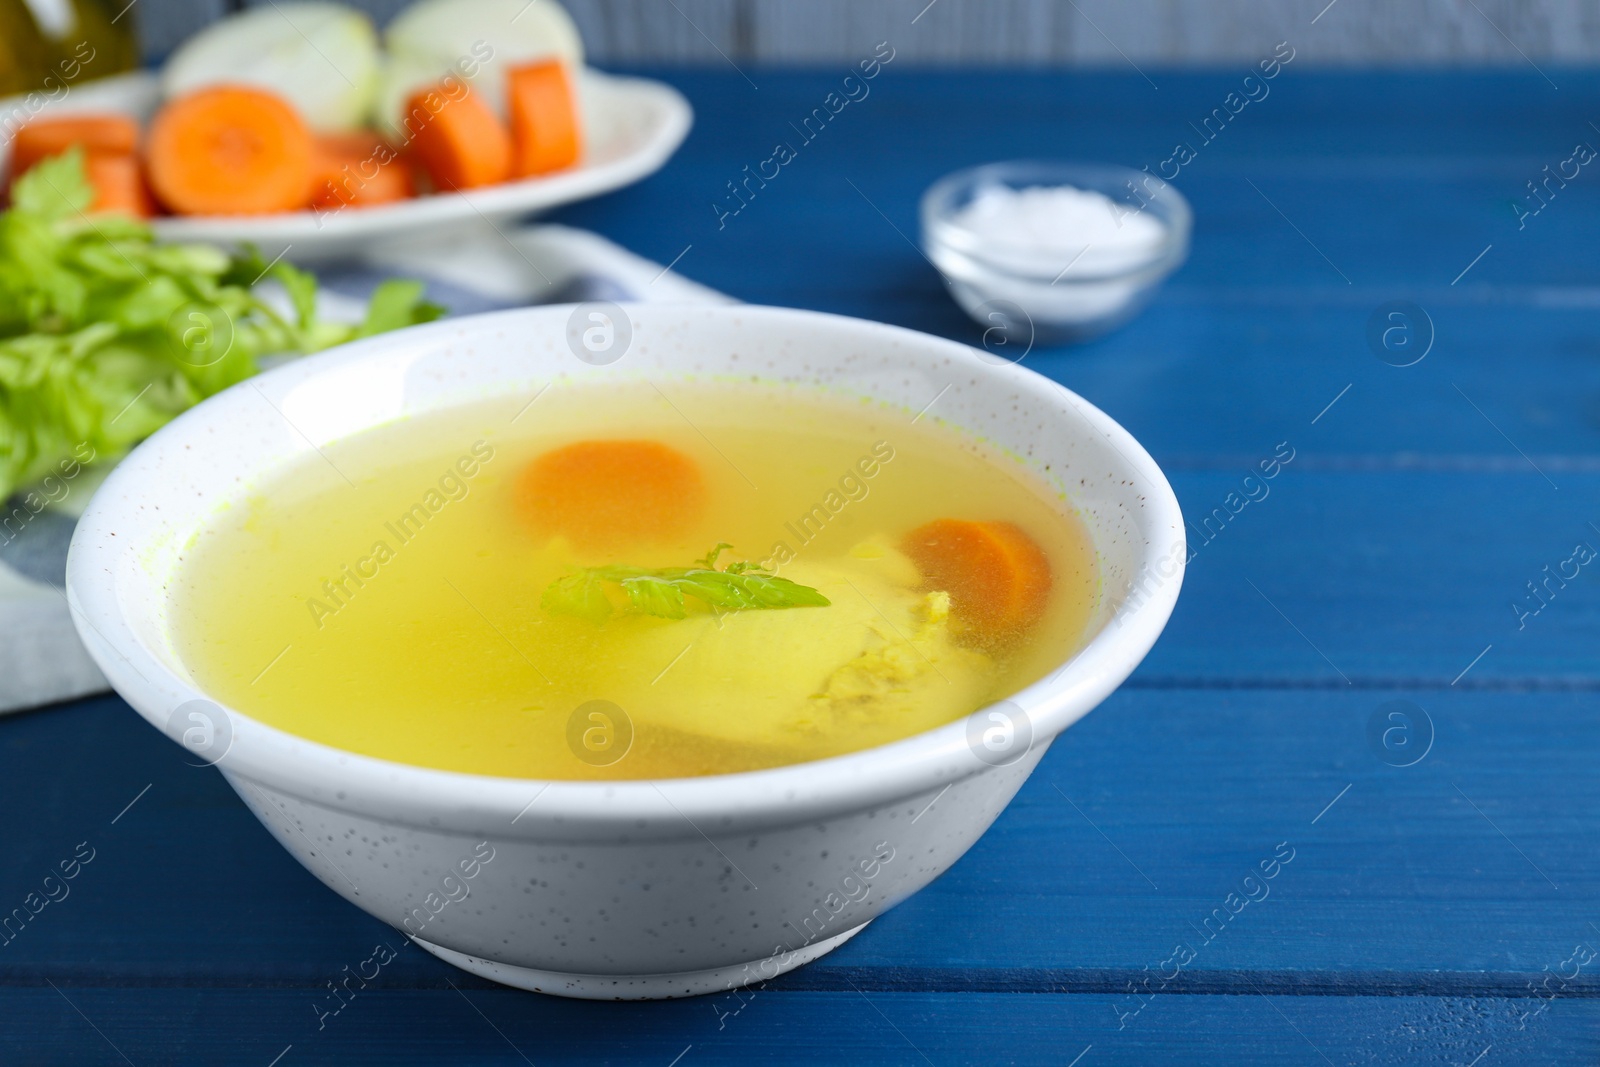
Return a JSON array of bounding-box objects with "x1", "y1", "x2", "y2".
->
[
  {"x1": 0, "y1": 151, "x2": 444, "y2": 500},
  {"x1": 542, "y1": 546, "x2": 831, "y2": 623}
]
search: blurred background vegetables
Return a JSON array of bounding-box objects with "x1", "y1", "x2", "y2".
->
[
  {"x1": 0, "y1": 0, "x2": 594, "y2": 503},
  {"x1": 3, "y1": 0, "x2": 586, "y2": 219},
  {"x1": 158, "y1": 1, "x2": 381, "y2": 134},
  {"x1": 376, "y1": 0, "x2": 581, "y2": 136},
  {"x1": 0, "y1": 150, "x2": 441, "y2": 500}
]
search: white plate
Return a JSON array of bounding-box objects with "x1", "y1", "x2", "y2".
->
[{"x1": 0, "y1": 68, "x2": 691, "y2": 261}]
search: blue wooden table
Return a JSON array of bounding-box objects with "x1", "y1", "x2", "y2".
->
[{"x1": 6, "y1": 66, "x2": 1600, "y2": 1065}]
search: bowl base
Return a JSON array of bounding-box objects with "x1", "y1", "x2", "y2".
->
[{"x1": 412, "y1": 922, "x2": 870, "y2": 1000}]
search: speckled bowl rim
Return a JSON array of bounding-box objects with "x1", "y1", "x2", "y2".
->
[{"x1": 66, "y1": 304, "x2": 1185, "y2": 840}]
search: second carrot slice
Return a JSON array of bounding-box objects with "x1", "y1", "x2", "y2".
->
[
  {"x1": 403, "y1": 84, "x2": 510, "y2": 191},
  {"x1": 507, "y1": 59, "x2": 581, "y2": 178},
  {"x1": 311, "y1": 133, "x2": 415, "y2": 210},
  {"x1": 902, "y1": 519, "x2": 1053, "y2": 646}
]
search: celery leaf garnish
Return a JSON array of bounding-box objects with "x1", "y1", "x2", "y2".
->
[{"x1": 541, "y1": 547, "x2": 830, "y2": 623}]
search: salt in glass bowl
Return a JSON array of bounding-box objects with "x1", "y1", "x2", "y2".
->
[{"x1": 921, "y1": 160, "x2": 1192, "y2": 345}]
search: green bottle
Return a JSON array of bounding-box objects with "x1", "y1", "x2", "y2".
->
[{"x1": 0, "y1": 0, "x2": 137, "y2": 97}]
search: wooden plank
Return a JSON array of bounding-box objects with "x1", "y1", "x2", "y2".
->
[
  {"x1": 147, "y1": 0, "x2": 744, "y2": 63},
  {"x1": 836, "y1": 685, "x2": 1600, "y2": 980},
  {"x1": 533, "y1": 76, "x2": 1600, "y2": 687},
  {"x1": 577, "y1": 0, "x2": 1600, "y2": 67},
  {"x1": 746, "y1": 0, "x2": 1058, "y2": 66},
  {"x1": 551, "y1": 66, "x2": 1600, "y2": 293},
  {"x1": 551, "y1": 69, "x2": 1600, "y2": 461},
  {"x1": 12, "y1": 61, "x2": 1597, "y2": 1064},
  {"x1": 1143, "y1": 469, "x2": 1598, "y2": 684},
  {"x1": 3, "y1": 685, "x2": 1597, "y2": 985},
  {"x1": 0, "y1": 72, "x2": 1580, "y2": 991},
  {"x1": 2, "y1": 987, "x2": 1594, "y2": 1065},
  {"x1": 563, "y1": 0, "x2": 744, "y2": 66},
  {"x1": 136, "y1": 0, "x2": 1600, "y2": 64}
]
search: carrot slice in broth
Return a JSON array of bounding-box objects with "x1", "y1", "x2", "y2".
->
[
  {"x1": 518, "y1": 440, "x2": 707, "y2": 552},
  {"x1": 902, "y1": 518, "x2": 1053, "y2": 646}
]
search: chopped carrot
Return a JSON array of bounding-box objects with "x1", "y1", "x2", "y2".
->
[
  {"x1": 506, "y1": 59, "x2": 581, "y2": 178},
  {"x1": 83, "y1": 153, "x2": 155, "y2": 218},
  {"x1": 9, "y1": 114, "x2": 139, "y2": 179},
  {"x1": 316, "y1": 132, "x2": 388, "y2": 158},
  {"x1": 144, "y1": 86, "x2": 314, "y2": 216},
  {"x1": 902, "y1": 519, "x2": 1053, "y2": 646},
  {"x1": 403, "y1": 83, "x2": 510, "y2": 191},
  {"x1": 517, "y1": 440, "x2": 706, "y2": 552},
  {"x1": 310, "y1": 133, "x2": 414, "y2": 210}
]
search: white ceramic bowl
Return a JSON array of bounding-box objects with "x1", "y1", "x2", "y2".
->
[{"x1": 65, "y1": 304, "x2": 1185, "y2": 999}]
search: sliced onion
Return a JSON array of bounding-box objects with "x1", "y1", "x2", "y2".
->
[
  {"x1": 375, "y1": 0, "x2": 583, "y2": 136},
  {"x1": 160, "y1": 2, "x2": 381, "y2": 134}
]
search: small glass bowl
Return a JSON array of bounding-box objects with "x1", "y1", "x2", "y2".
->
[{"x1": 921, "y1": 160, "x2": 1191, "y2": 344}]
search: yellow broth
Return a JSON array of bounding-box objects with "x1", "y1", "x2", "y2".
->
[{"x1": 172, "y1": 381, "x2": 1099, "y2": 779}]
